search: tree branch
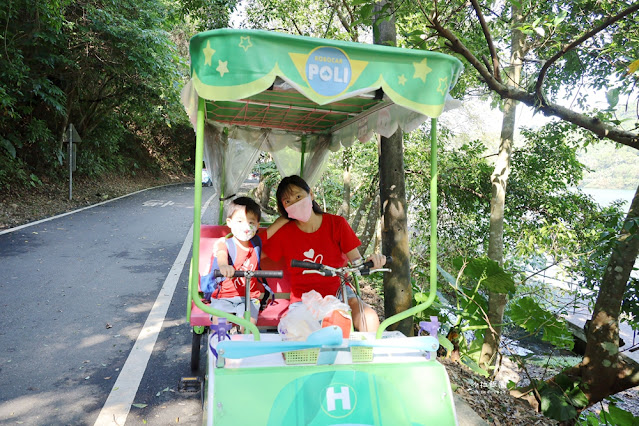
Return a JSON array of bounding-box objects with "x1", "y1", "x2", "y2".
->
[
  {"x1": 427, "y1": 13, "x2": 639, "y2": 150},
  {"x1": 469, "y1": 0, "x2": 502, "y2": 82},
  {"x1": 290, "y1": 17, "x2": 304, "y2": 36},
  {"x1": 442, "y1": 183, "x2": 488, "y2": 200},
  {"x1": 535, "y1": 2, "x2": 639, "y2": 108}
]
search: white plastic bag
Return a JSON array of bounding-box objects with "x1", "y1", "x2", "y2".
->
[
  {"x1": 302, "y1": 291, "x2": 350, "y2": 320},
  {"x1": 277, "y1": 303, "x2": 320, "y2": 341},
  {"x1": 278, "y1": 290, "x2": 351, "y2": 341}
]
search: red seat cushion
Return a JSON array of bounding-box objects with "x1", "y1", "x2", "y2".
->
[
  {"x1": 190, "y1": 303, "x2": 213, "y2": 327},
  {"x1": 256, "y1": 299, "x2": 290, "y2": 327},
  {"x1": 198, "y1": 225, "x2": 231, "y2": 277}
]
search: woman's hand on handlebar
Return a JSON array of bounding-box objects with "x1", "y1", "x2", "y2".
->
[
  {"x1": 365, "y1": 253, "x2": 387, "y2": 269},
  {"x1": 218, "y1": 264, "x2": 236, "y2": 277}
]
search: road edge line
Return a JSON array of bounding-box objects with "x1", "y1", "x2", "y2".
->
[{"x1": 93, "y1": 193, "x2": 214, "y2": 426}]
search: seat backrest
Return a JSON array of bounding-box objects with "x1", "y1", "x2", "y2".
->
[{"x1": 199, "y1": 225, "x2": 231, "y2": 276}]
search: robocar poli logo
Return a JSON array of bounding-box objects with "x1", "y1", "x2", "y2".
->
[
  {"x1": 289, "y1": 48, "x2": 368, "y2": 98},
  {"x1": 305, "y1": 47, "x2": 352, "y2": 97}
]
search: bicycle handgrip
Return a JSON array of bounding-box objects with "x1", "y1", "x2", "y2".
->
[
  {"x1": 214, "y1": 270, "x2": 283, "y2": 278},
  {"x1": 291, "y1": 259, "x2": 322, "y2": 270},
  {"x1": 361, "y1": 255, "x2": 392, "y2": 268}
]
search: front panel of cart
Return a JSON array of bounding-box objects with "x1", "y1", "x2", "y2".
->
[{"x1": 210, "y1": 361, "x2": 456, "y2": 425}]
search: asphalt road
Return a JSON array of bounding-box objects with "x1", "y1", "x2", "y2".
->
[{"x1": 0, "y1": 184, "x2": 215, "y2": 425}]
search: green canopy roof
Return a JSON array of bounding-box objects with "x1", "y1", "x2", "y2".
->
[{"x1": 187, "y1": 29, "x2": 463, "y2": 134}]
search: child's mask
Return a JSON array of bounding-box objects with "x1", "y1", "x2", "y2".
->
[
  {"x1": 285, "y1": 195, "x2": 313, "y2": 222},
  {"x1": 230, "y1": 223, "x2": 257, "y2": 241}
]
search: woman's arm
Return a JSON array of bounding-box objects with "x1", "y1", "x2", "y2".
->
[
  {"x1": 265, "y1": 216, "x2": 289, "y2": 239},
  {"x1": 345, "y1": 248, "x2": 386, "y2": 269}
]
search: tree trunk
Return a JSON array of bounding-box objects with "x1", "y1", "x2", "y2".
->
[
  {"x1": 374, "y1": 2, "x2": 413, "y2": 335},
  {"x1": 579, "y1": 183, "x2": 639, "y2": 404},
  {"x1": 521, "y1": 184, "x2": 639, "y2": 412},
  {"x1": 254, "y1": 178, "x2": 272, "y2": 210},
  {"x1": 360, "y1": 193, "x2": 380, "y2": 253},
  {"x1": 350, "y1": 175, "x2": 378, "y2": 233},
  {"x1": 337, "y1": 147, "x2": 352, "y2": 219},
  {"x1": 379, "y1": 131, "x2": 413, "y2": 335},
  {"x1": 479, "y1": 4, "x2": 525, "y2": 370}
]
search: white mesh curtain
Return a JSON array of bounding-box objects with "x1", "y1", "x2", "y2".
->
[
  {"x1": 203, "y1": 124, "x2": 264, "y2": 223},
  {"x1": 203, "y1": 122, "x2": 334, "y2": 222}
]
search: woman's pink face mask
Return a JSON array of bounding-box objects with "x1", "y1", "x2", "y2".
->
[{"x1": 285, "y1": 195, "x2": 312, "y2": 222}]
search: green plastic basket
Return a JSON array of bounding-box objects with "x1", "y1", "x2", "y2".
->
[
  {"x1": 350, "y1": 336, "x2": 373, "y2": 362},
  {"x1": 283, "y1": 348, "x2": 320, "y2": 365}
]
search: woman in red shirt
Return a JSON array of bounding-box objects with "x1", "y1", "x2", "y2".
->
[{"x1": 263, "y1": 175, "x2": 386, "y2": 332}]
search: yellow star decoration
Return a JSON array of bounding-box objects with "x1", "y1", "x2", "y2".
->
[
  {"x1": 398, "y1": 74, "x2": 407, "y2": 86},
  {"x1": 413, "y1": 58, "x2": 432, "y2": 83},
  {"x1": 203, "y1": 41, "x2": 216, "y2": 66},
  {"x1": 216, "y1": 60, "x2": 229, "y2": 77},
  {"x1": 239, "y1": 36, "x2": 253, "y2": 52},
  {"x1": 437, "y1": 77, "x2": 449, "y2": 95}
]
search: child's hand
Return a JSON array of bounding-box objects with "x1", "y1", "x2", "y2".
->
[{"x1": 219, "y1": 265, "x2": 236, "y2": 277}]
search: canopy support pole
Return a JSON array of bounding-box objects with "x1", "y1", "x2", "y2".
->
[
  {"x1": 377, "y1": 118, "x2": 438, "y2": 338},
  {"x1": 429, "y1": 117, "x2": 438, "y2": 303},
  {"x1": 189, "y1": 96, "x2": 259, "y2": 339},
  {"x1": 218, "y1": 127, "x2": 228, "y2": 225}
]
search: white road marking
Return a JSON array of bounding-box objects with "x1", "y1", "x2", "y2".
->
[
  {"x1": 94, "y1": 193, "x2": 214, "y2": 426},
  {"x1": 0, "y1": 184, "x2": 187, "y2": 236}
]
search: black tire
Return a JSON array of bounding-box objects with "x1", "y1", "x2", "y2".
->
[
  {"x1": 191, "y1": 330, "x2": 203, "y2": 372},
  {"x1": 200, "y1": 375, "x2": 206, "y2": 409}
]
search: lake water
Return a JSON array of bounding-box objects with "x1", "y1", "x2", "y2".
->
[{"x1": 581, "y1": 187, "x2": 635, "y2": 211}]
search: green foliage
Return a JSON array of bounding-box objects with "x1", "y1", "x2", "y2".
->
[
  {"x1": 244, "y1": 0, "x2": 365, "y2": 41},
  {"x1": 507, "y1": 297, "x2": 574, "y2": 350},
  {"x1": 536, "y1": 375, "x2": 588, "y2": 421},
  {"x1": 460, "y1": 353, "x2": 489, "y2": 377},
  {"x1": 579, "y1": 402, "x2": 639, "y2": 425},
  {"x1": 171, "y1": 0, "x2": 238, "y2": 32},
  {"x1": 404, "y1": 129, "x2": 492, "y2": 264},
  {"x1": 0, "y1": 0, "x2": 197, "y2": 191},
  {"x1": 453, "y1": 256, "x2": 516, "y2": 295}
]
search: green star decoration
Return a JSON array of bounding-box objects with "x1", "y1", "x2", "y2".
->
[
  {"x1": 203, "y1": 41, "x2": 215, "y2": 66},
  {"x1": 239, "y1": 36, "x2": 253, "y2": 52},
  {"x1": 217, "y1": 60, "x2": 229, "y2": 77},
  {"x1": 437, "y1": 77, "x2": 449, "y2": 95},
  {"x1": 412, "y1": 58, "x2": 432, "y2": 83},
  {"x1": 398, "y1": 74, "x2": 407, "y2": 86}
]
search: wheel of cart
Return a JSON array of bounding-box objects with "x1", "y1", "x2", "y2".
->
[{"x1": 181, "y1": 29, "x2": 464, "y2": 425}]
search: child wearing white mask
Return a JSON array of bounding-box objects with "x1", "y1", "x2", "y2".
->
[{"x1": 202, "y1": 196, "x2": 265, "y2": 325}]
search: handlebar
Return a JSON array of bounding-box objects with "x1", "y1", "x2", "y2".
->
[
  {"x1": 290, "y1": 259, "x2": 322, "y2": 270},
  {"x1": 290, "y1": 255, "x2": 392, "y2": 276},
  {"x1": 213, "y1": 270, "x2": 283, "y2": 279}
]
